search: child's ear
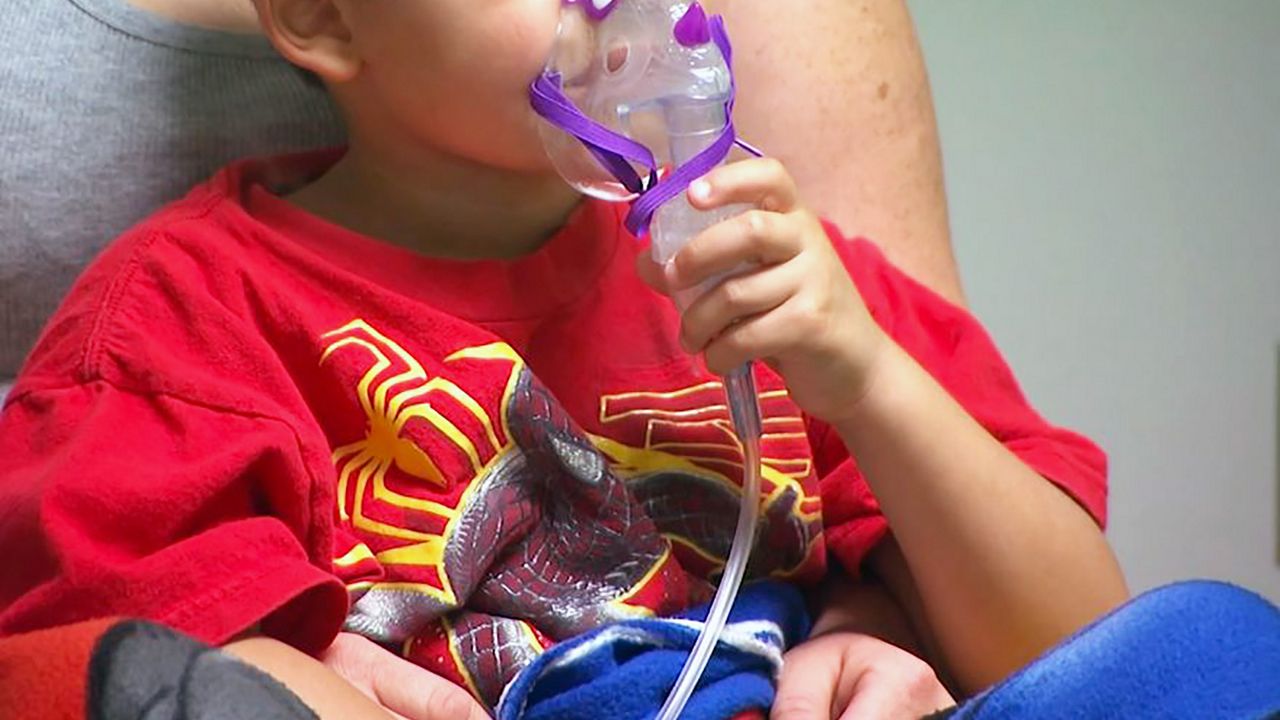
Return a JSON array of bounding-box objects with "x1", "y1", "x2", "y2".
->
[{"x1": 253, "y1": 0, "x2": 361, "y2": 83}]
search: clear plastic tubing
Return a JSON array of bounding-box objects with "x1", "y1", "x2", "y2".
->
[
  {"x1": 651, "y1": 98, "x2": 764, "y2": 720},
  {"x1": 654, "y1": 367, "x2": 761, "y2": 720}
]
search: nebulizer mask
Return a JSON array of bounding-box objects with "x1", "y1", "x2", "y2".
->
[{"x1": 530, "y1": 1, "x2": 764, "y2": 717}]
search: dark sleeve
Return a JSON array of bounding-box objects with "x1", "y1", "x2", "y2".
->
[
  {"x1": 90, "y1": 620, "x2": 320, "y2": 720},
  {"x1": 0, "y1": 382, "x2": 347, "y2": 654},
  {"x1": 811, "y1": 227, "x2": 1108, "y2": 575}
]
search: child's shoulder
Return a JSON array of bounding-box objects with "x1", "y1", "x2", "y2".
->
[
  {"x1": 11, "y1": 162, "x2": 279, "y2": 399},
  {"x1": 817, "y1": 220, "x2": 965, "y2": 331}
]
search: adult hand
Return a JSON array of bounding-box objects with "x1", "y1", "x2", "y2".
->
[
  {"x1": 771, "y1": 631, "x2": 954, "y2": 720},
  {"x1": 319, "y1": 632, "x2": 489, "y2": 720}
]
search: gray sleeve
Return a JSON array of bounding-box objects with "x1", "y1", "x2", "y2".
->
[{"x1": 0, "y1": 0, "x2": 346, "y2": 380}]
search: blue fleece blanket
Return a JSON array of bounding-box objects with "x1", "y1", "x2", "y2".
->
[
  {"x1": 495, "y1": 581, "x2": 810, "y2": 720},
  {"x1": 497, "y1": 580, "x2": 1280, "y2": 720},
  {"x1": 944, "y1": 581, "x2": 1280, "y2": 720}
]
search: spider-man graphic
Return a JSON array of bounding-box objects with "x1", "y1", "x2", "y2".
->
[{"x1": 320, "y1": 319, "x2": 824, "y2": 706}]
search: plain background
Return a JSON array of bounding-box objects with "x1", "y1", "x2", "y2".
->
[{"x1": 910, "y1": 1, "x2": 1280, "y2": 599}]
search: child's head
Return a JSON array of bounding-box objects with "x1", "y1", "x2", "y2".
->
[{"x1": 254, "y1": 0, "x2": 562, "y2": 174}]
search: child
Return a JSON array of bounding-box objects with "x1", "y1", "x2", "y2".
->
[{"x1": 0, "y1": 0, "x2": 1127, "y2": 717}]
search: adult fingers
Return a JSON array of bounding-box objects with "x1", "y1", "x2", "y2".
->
[
  {"x1": 371, "y1": 655, "x2": 489, "y2": 720},
  {"x1": 770, "y1": 636, "x2": 857, "y2": 720},
  {"x1": 836, "y1": 648, "x2": 954, "y2": 720}
]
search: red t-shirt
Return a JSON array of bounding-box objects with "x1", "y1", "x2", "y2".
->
[{"x1": 0, "y1": 152, "x2": 1106, "y2": 706}]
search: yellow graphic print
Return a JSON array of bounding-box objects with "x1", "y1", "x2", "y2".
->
[
  {"x1": 596, "y1": 381, "x2": 820, "y2": 522},
  {"x1": 321, "y1": 319, "x2": 524, "y2": 606},
  {"x1": 322, "y1": 320, "x2": 822, "y2": 613}
]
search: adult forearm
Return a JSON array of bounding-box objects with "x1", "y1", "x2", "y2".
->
[
  {"x1": 704, "y1": 0, "x2": 963, "y2": 304},
  {"x1": 832, "y1": 342, "x2": 1128, "y2": 693}
]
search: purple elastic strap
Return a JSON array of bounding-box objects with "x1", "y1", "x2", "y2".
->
[
  {"x1": 735, "y1": 138, "x2": 764, "y2": 158},
  {"x1": 624, "y1": 116, "x2": 736, "y2": 235},
  {"x1": 530, "y1": 73, "x2": 660, "y2": 195}
]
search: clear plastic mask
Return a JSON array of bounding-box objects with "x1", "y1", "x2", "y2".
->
[{"x1": 536, "y1": 0, "x2": 734, "y2": 201}]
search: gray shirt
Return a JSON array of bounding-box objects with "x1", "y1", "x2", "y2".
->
[{"x1": 0, "y1": 0, "x2": 345, "y2": 398}]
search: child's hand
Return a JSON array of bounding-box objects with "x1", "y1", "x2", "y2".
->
[
  {"x1": 772, "y1": 632, "x2": 954, "y2": 720},
  {"x1": 637, "y1": 158, "x2": 889, "y2": 425},
  {"x1": 319, "y1": 632, "x2": 489, "y2": 720}
]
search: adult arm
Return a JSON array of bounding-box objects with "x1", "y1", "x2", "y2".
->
[{"x1": 705, "y1": 0, "x2": 964, "y2": 304}]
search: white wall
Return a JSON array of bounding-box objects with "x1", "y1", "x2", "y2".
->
[{"x1": 910, "y1": 1, "x2": 1280, "y2": 599}]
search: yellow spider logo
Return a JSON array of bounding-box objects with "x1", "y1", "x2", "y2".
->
[{"x1": 320, "y1": 319, "x2": 524, "y2": 604}]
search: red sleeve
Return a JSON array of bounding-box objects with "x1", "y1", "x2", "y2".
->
[
  {"x1": 0, "y1": 382, "x2": 347, "y2": 654},
  {"x1": 812, "y1": 227, "x2": 1108, "y2": 575}
]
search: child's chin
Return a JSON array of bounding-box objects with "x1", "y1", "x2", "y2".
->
[{"x1": 494, "y1": 142, "x2": 563, "y2": 177}]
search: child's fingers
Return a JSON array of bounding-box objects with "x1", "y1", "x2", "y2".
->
[
  {"x1": 679, "y1": 261, "x2": 802, "y2": 353},
  {"x1": 634, "y1": 250, "x2": 670, "y2": 294},
  {"x1": 668, "y1": 210, "x2": 802, "y2": 291},
  {"x1": 688, "y1": 157, "x2": 799, "y2": 213},
  {"x1": 701, "y1": 293, "x2": 811, "y2": 375}
]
